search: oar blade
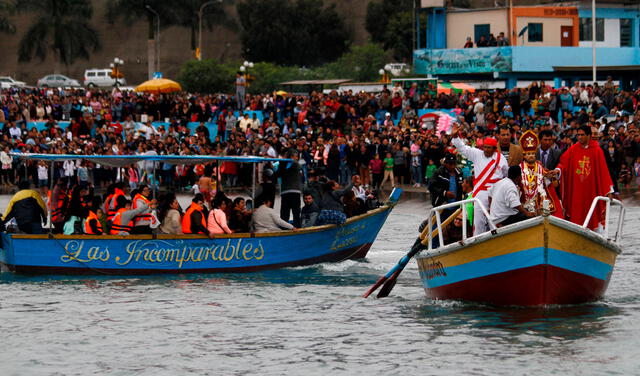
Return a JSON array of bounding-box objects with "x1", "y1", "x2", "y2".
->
[
  {"x1": 376, "y1": 270, "x2": 400, "y2": 298},
  {"x1": 363, "y1": 276, "x2": 387, "y2": 298}
]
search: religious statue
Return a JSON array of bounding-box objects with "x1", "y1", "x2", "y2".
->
[{"x1": 518, "y1": 130, "x2": 563, "y2": 217}]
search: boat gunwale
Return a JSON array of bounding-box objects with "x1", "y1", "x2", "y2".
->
[
  {"x1": 6, "y1": 204, "x2": 392, "y2": 240},
  {"x1": 415, "y1": 215, "x2": 623, "y2": 261}
]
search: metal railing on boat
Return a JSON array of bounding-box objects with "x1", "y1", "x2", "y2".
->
[
  {"x1": 583, "y1": 196, "x2": 625, "y2": 242},
  {"x1": 425, "y1": 197, "x2": 494, "y2": 251}
]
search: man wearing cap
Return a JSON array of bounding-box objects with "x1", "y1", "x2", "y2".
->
[
  {"x1": 428, "y1": 154, "x2": 463, "y2": 210},
  {"x1": 451, "y1": 123, "x2": 508, "y2": 235},
  {"x1": 488, "y1": 165, "x2": 534, "y2": 227}
]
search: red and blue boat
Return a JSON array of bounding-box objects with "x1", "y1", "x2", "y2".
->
[{"x1": 416, "y1": 197, "x2": 624, "y2": 306}]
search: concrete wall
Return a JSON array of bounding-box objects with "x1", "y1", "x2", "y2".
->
[
  {"x1": 578, "y1": 18, "x2": 621, "y2": 48},
  {"x1": 446, "y1": 9, "x2": 508, "y2": 48},
  {"x1": 515, "y1": 16, "x2": 574, "y2": 46}
]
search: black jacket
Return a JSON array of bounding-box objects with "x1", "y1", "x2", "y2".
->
[{"x1": 428, "y1": 166, "x2": 463, "y2": 207}]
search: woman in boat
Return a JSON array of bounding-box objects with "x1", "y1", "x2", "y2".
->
[
  {"x1": 228, "y1": 197, "x2": 251, "y2": 233},
  {"x1": 208, "y1": 195, "x2": 232, "y2": 236},
  {"x1": 131, "y1": 184, "x2": 153, "y2": 234},
  {"x1": 343, "y1": 190, "x2": 365, "y2": 218},
  {"x1": 158, "y1": 193, "x2": 183, "y2": 235},
  {"x1": 317, "y1": 180, "x2": 352, "y2": 225}
]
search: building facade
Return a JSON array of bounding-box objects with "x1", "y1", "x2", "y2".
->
[{"x1": 415, "y1": 2, "x2": 640, "y2": 88}]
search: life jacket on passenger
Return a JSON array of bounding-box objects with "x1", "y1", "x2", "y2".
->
[
  {"x1": 132, "y1": 193, "x2": 152, "y2": 225},
  {"x1": 84, "y1": 210, "x2": 103, "y2": 235},
  {"x1": 182, "y1": 202, "x2": 206, "y2": 234},
  {"x1": 105, "y1": 188, "x2": 125, "y2": 221},
  {"x1": 51, "y1": 188, "x2": 68, "y2": 223},
  {"x1": 110, "y1": 208, "x2": 133, "y2": 235}
]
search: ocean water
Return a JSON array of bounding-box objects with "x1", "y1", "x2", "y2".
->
[{"x1": 1, "y1": 193, "x2": 639, "y2": 375}]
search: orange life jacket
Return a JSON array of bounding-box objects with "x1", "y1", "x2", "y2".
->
[
  {"x1": 84, "y1": 210, "x2": 103, "y2": 235},
  {"x1": 110, "y1": 208, "x2": 133, "y2": 235},
  {"x1": 132, "y1": 193, "x2": 152, "y2": 224},
  {"x1": 182, "y1": 202, "x2": 206, "y2": 234},
  {"x1": 51, "y1": 189, "x2": 68, "y2": 223},
  {"x1": 105, "y1": 188, "x2": 125, "y2": 221}
]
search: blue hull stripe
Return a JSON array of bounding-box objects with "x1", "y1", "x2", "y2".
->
[{"x1": 422, "y1": 247, "x2": 613, "y2": 288}]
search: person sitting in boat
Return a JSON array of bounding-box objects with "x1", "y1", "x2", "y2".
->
[
  {"x1": 252, "y1": 194, "x2": 297, "y2": 233},
  {"x1": 104, "y1": 182, "x2": 126, "y2": 224},
  {"x1": 228, "y1": 197, "x2": 252, "y2": 233},
  {"x1": 110, "y1": 196, "x2": 156, "y2": 235},
  {"x1": 50, "y1": 179, "x2": 69, "y2": 234},
  {"x1": 84, "y1": 205, "x2": 104, "y2": 235},
  {"x1": 518, "y1": 130, "x2": 563, "y2": 218},
  {"x1": 208, "y1": 195, "x2": 233, "y2": 236},
  {"x1": 442, "y1": 213, "x2": 472, "y2": 245},
  {"x1": 131, "y1": 185, "x2": 154, "y2": 234},
  {"x1": 182, "y1": 193, "x2": 209, "y2": 235},
  {"x1": 450, "y1": 124, "x2": 508, "y2": 236},
  {"x1": 1, "y1": 180, "x2": 47, "y2": 234},
  {"x1": 488, "y1": 166, "x2": 534, "y2": 227},
  {"x1": 343, "y1": 190, "x2": 366, "y2": 218},
  {"x1": 158, "y1": 193, "x2": 183, "y2": 235},
  {"x1": 317, "y1": 180, "x2": 353, "y2": 226},
  {"x1": 428, "y1": 153, "x2": 463, "y2": 219},
  {"x1": 300, "y1": 193, "x2": 319, "y2": 228}
]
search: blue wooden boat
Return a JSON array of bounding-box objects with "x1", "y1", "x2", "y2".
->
[{"x1": 0, "y1": 153, "x2": 401, "y2": 275}]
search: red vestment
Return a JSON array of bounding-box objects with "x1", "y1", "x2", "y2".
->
[{"x1": 557, "y1": 140, "x2": 613, "y2": 229}]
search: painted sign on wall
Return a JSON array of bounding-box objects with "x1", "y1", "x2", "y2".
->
[{"x1": 414, "y1": 47, "x2": 513, "y2": 75}]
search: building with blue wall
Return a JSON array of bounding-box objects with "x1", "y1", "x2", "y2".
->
[{"x1": 414, "y1": 2, "x2": 640, "y2": 88}]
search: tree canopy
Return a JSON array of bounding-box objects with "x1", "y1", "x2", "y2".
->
[
  {"x1": 18, "y1": 0, "x2": 100, "y2": 67},
  {"x1": 365, "y1": 0, "x2": 414, "y2": 62},
  {"x1": 236, "y1": 0, "x2": 351, "y2": 66}
]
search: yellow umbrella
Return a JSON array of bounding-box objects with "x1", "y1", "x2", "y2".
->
[
  {"x1": 275, "y1": 90, "x2": 288, "y2": 96},
  {"x1": 135, "y1": 78, "x2": 182, "y2": 93}
]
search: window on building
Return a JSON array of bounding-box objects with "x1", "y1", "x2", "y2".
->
[
  {"x1": 579, "y1": 18, "x2": 604, "y2": 41},
  {"x1": 620, "y1": 18, "x2": 632, "y2": 47},
  {"x1": 528, "y1": 23, "x2": 543, "y2": 42},
  {"x1": 474, "y1": 24, "x2": 490, "y2": 44}
]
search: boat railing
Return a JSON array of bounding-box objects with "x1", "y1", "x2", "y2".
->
[
  {"x1": 426, "y1": 198, "x2": 495, "y2": 251},
  {"x1": 583, "y1": 196, "x2": 625, "y2": 242}
]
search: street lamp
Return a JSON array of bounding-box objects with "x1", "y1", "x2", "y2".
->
[
  {"x1": 240, "y1": 60, "x2": 254, "y2": 86},
  {"x1": 146, "y1": 5, "x2": 160, "y2": 76},
  {"x1": 198, "y1": 0, "x2": 222, "y2": 61},
  {"x1": 109, "y1": 57, "x2": 124, "y2": 87}
]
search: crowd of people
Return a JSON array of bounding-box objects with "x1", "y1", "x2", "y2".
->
[{"x1": 0, "y1": 79, "x2": 639, "y2": 237}]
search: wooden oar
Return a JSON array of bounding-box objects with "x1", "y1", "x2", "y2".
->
[{"x1": 363, "y1": 209, "x2": 461, "y2": 299}]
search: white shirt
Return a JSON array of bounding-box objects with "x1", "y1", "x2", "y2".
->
[
  {"x1": 452, "y1": 137, "x2": 508, "y2": 195},
  {"x1": 488, "y1": 178, "x2": 521, "y2": 224},
  {"x1": 37, "y1": 165, "x2": 48, "y2": 180}
]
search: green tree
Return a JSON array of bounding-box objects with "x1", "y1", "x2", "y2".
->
[
  {"x1": 236, "y1": 0, "x2": 350, "y2": 66},
  {"x1": 318, "y1": 43, "x2": 391, "y2": 82},
  {"x1": 18, "y1": 0, "x2": 100, "y2": 69},
  {"x1": 365, "y1": 0, "x2": 413, "y2": 61},
  {"x1": 0, "y1": 1, "x2": 16, "y2": 35},
  {"x1": 179, "y1": 59, "x2": 236, "y2": 93}
]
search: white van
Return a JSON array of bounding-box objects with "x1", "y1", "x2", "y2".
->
[{"x1": 83, "y1": 69, "x2": 126, "y2": 87}]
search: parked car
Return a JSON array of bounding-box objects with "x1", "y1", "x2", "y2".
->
[
  {"x1": 36, "y1": 74, "x2": 81, "y2": 88},
  {"x1": 84, "y1": 68, "x2": 126, "y2": 87},
  {"x1": 0, "y1": 76, "x2": 26, "y2": 89}
]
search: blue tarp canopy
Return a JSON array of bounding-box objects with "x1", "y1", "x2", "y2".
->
[{"x1": 10, "y1": 153, "x2": 291, "y2": 168}]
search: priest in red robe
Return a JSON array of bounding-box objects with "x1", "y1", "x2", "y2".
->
[{"x1": 554, "y1": 125, "x2": 613, "y2": 230}]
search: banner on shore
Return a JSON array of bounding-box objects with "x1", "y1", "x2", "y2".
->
[{"x1": 414, "y1": 47, "x2": 513, "y2": 75}]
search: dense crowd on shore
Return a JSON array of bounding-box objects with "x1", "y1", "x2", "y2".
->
[{"x1": 0, "y1": 80, "x2": 639, "y2": 235}]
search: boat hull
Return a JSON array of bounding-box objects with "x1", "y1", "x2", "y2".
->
[
  {"x1": 416, "y1": 216, "x2": 620, "y2": 306},
  {"x1": 0, "y1": 204, "x2": 391, "y2": 275}
]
